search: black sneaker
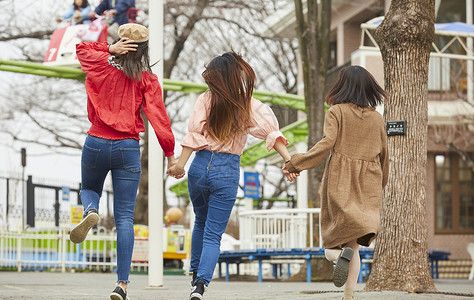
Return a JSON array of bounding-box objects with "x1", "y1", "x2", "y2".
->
[
  {"x1": 110, "y1": 285, "x2": 129, "y2": 300},
  {"x1": 189, "y1": 280, "x2": 206, "y2": 300},
  {"x1": 190, "y1": 270, "x2": 197, "y2": 287},
  {"x1": 70, "y1": 209, "x2": 99, "y2": 244},
  {"x1": 333, "y1": 247, "x2": 354, "y2": 287}
]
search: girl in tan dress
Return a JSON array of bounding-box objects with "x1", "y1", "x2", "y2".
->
[{"x1": 283, "y1": 66, "x2": 389, "y2": 300}]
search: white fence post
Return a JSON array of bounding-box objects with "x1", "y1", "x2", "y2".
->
[
  {"x1": 17, "y1": 232, "x2": 21, "y2": 272},
  {"x1": 61, "y1": 228, "x2": 66, "y2": 272}
]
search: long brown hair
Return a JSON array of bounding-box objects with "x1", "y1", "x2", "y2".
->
[
  {"x1": 113, "y1": 41, "x2": 153, "y2": 81},
  {"x1": 325, "y1": 65, "x2": 388, "y2": 107},
  {"x1": 202, "y1": 51, "x2": 255, "y2": 143}
]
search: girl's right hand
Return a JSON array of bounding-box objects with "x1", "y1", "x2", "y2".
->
[
  {"x1": 108, "y1": 38, "x2": 138, "y2": 55},
  {"x1": 282, "y1": 165, "x2": 299, "y2": 182},
  {"x1": 285, "y1": 172, "x2": 299, "y2": 182}
]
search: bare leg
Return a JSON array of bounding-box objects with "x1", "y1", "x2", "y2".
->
[
  {"x1": 118, "y1": 281, "x2": 127, "y2": 292},
  {"x1": 325, "y1": 248, "x2": 342, "y2": 262},
  {"x1": 344, "y1": 240, "x2": 360, "y2": 299}
]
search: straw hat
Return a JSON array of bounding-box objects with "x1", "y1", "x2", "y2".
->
[{"x1": 118, "y1": 23, "x2": 149, "y2": 43}]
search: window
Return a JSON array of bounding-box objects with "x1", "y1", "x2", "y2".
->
[{"x1": 435, "y1": 153, "x2": 474, "y2": 233}]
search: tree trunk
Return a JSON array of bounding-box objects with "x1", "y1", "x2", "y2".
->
[
  {"x1": 365, "y1": 0, "x2": 436, "y2": 291},
  {"x1": 294, "y1": 0, "x2": 331, "y2": 209}
]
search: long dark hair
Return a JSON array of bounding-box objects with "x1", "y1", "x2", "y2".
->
[
  {"x1": 113, "y1": 41, "x2": 153, "y2": 81},
  {"x1": 325, "y1": 65, "x2": 388, "y2": 107},
  {"x1": 74, "y1": 0, "x2": 89, "y2": 9},
  {"x1": 202, "y1": 51, "x2": 255, "y2": 143}
]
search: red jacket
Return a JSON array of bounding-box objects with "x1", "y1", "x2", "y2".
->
[{"x1": 76, "y1": 42, "x2": 175, "y2": 157}]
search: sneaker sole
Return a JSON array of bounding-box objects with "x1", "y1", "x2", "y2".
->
[
  {"x1": 333, "y1": 247, "x2": 354, "y2": 287},
  {"x1": 190, "y1": 293, "x2": 203, "y2": 300},
  {"x1": 110, "y1": 292, "x2": 129, "y2": 300},
  {"x1": 70, "y1": 213, "x2": 99, "y2": 244},
  {"x1": 110, "y1": 293, "x2": 122, "y2": 300}
]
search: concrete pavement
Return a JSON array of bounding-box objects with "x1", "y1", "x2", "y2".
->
[{"x1": 0, "y1": 271, "x2": 473, "y2": 299}]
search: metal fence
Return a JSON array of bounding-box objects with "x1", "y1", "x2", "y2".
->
[{"x1": 0, "y1": 173, "x2": 112, "y2": 231}]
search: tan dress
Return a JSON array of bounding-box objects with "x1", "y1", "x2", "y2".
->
[{"x1": 286, "y1": 103, "x2": 389, "y2": 249}]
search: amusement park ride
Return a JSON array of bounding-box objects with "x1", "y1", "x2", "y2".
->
[
  {"x1": 44, "y1": 7, "x2": 139, "y2": 67},
  {"x1": 44, "y1": 18, "x2": 108, "y2": 67}
]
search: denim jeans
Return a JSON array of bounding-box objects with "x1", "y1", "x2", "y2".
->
[
  {"x1": 80, "y1": 135, "x2": 141, "y2": 283},
  {"x1": 188, "y1": 150, "x2": 240, "y2": 286}
]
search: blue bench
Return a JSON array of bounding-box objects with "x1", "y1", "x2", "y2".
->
[
  {"x1": 428, "y1": 249, "x2": 450, "y2": 279},
  {"x1": 357, "y1": 249, "x2": 451, "y2": 281},
  {"x1": 218, "y1": 247, "x2": 375, "y2": 283}
]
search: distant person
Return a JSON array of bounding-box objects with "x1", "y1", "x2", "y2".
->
[
  {"x1": 72, "y1": 23, "x2": 176, "y2": 300},
  {"x1": 57, "y1": 0, "x2": 91, "y2": 25},
  {"x1": 167, "y1": 51, "x2": 296, "y2": 300},
  {"x1": 89, "y1": 0, "x2": 136, "y2": 43},
  {"x1": 283, "y1": 66, "x2": 389, "y2": 300}
]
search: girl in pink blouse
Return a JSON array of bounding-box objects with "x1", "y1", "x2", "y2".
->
[{"x1": 167, "y1": 51, "x2": 295, "y2": 300}]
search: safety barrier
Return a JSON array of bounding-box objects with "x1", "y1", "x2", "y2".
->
[
  {"x1": 238, "y1": 208, "x2": 322, "y2": 250},
  {"x1": 0, "y1": 227, "x2": 128, "y2": 272},
  {"x1": 0, "y1": 226, "x2": 193, "y2": 273}
]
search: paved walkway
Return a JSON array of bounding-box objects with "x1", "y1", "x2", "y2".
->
[{"x1": 1, "y1": 271, "x2": 473, "y2": 299}]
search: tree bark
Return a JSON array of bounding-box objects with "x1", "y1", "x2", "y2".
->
[
  {"x1": 365, "y1": 0, "x2": 436, "y2": 291},
  {"x1": 294, "y1": 0, "x2": 331, "y2": 209}
]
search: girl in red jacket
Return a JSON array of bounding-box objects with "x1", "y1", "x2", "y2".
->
[{"x1": 71, "y1": 23, "x2": 176, "y2": 300}]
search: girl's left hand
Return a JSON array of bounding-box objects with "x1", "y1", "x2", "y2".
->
[{"x1": 108, "y1": 38, "x2": 138, "y2": 55}]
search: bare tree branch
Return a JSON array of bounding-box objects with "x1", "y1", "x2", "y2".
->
[{"x1": 0, "y1": 30, "x2": 53, "y2": 42}]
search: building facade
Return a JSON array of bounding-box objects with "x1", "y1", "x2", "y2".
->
[{"x1": 266, "y1": 0, "x2": 474, "y2": 259}]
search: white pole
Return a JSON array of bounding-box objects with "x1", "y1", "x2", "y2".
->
[
  {"x1": 148, "y1": 0, "x2": 164, "y2": 287},
  {"x1": 295, "y1": 142, "x2": 308, "y2": 209},
  {"x1": 337, "y1": 24, "x2": 344, "y2": 66},
  {"x1": 467, "y1": 0, "x2": 473, "y2": 104}
]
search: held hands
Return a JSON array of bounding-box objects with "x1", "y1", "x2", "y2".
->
[
  {"x1": 108, "y1": 38, "x2": 138, "y2": 55},
  {"x1": 166, "y1": 156, "x2": 185, "y2": 179},
  {"x1": 282, "y1": 161, "x2": 300, "y2": 182},
  {"x1": 167, "y1": 165, "x2": 185, "y2": 179},
  {"x1": 273, "y1": 140, "x2": 299, "y2": 182}
]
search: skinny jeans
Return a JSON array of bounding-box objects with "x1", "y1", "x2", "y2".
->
[
  {"x1": 188, "y1": 149, "x2": 240, "y2": 285},
  {"x1": 80, "y1": 134, "x2": 141, "y2": 283}
]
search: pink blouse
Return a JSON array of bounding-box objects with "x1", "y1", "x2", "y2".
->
[{"x1": 181, "y1": 92, "x2": 288, "y2": 156}]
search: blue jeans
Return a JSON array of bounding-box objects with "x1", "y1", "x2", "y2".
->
[
  {"x1": 80, "y1": 135, "x2": 141, "y2": 283},
  {"x1": 188, "y1": 150, "x2": 240, "y2": 286}
]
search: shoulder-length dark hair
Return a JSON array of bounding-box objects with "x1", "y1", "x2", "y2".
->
[
  {"x1": 202, "y1": 51, "x2": 255, "y2": 143},
  {"x1": 114, "y1": 41, "x2": 153, "y2": 81},
  {"x1": 325, "y1": 65, "x2": 388, "y2": 107},
  {"x1": 74, "y1": 0, "x2": 89, "y2": 9}
]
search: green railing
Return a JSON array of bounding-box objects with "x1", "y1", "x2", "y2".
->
[
  {"x1": 0, "y1": 59, "x2": 312, "y2": 199},
  {"x1": 0, "y1": 59, "x2": 306, "y2": 111}
]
